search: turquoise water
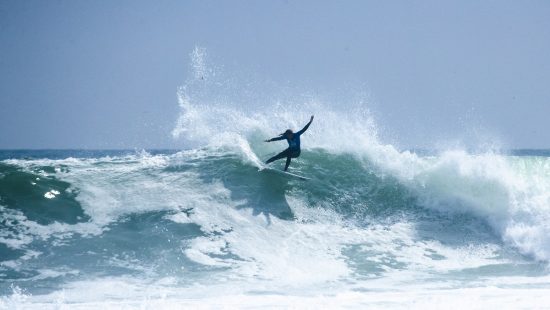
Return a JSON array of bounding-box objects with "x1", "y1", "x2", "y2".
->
[{"x1": 1, "y1": 146, "x2": 550, "y2": 308}]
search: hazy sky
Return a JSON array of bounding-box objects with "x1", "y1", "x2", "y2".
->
[{"x1": 1, "y1": 0, "x2": 549, "y2": 149}]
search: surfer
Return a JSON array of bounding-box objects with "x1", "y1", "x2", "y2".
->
[{"x1": 264, "y1": 115, "x2": 314, "y2": 171}]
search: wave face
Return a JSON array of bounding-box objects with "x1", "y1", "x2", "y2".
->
[
  {"x1": 2, "y1": 149, "x2": 550, "y2": 307},
  {"x1": 2, "y1": 50, "x2": 550, "y2": 308}
]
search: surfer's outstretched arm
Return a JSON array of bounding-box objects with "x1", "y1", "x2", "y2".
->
[
  {"x1": 265, "y1": 136, "x2": 285, "y2": 142},
  {"x1": 296, "y1": 115, "x2": 314, "y2": 135}
]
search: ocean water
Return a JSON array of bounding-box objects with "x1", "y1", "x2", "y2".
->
[
  {"x1": 2, "y1": 50, "x2": 550, "y2": 309},
  {"x1": 1, "y1": 142, "x2": 550, "y2": 309}
]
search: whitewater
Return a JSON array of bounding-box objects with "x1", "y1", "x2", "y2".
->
[{"x1": 1, "y1": 49, "x2": 550, "y2": 309}]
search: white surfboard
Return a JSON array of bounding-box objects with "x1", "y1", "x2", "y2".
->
[{"x1": 262, "y1": 166, "x2": 311, "y2": 180}]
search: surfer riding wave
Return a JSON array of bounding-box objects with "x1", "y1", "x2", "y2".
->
[{"x1": 264, "y1": 115, "x2": 314, "y2": 171}]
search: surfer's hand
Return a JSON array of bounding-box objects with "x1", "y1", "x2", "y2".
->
[
  {"x1": 310, "y1": 115, "x2": 314, "y2": 122},
  {"x1": 264, "y1": 139, "x2": 271, "y2": 143}
]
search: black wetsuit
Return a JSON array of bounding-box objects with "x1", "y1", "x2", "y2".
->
[{"x1": 266, "y1": 119, "x2": 312, "y2": 171}]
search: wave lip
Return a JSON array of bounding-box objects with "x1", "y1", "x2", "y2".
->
[{"x1": 399, "y1": 151, "x2": 550, "y2": 262}]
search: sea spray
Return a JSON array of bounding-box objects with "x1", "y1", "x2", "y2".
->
[{"x1": 2, "y1": 49, "x2": 550, "y2": 308}]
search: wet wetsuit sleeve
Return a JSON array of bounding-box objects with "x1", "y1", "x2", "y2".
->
[
  {"x1": 268, "y1": 136, "x2": 286, "y2": 142},
  {"x1": 296, "y1": 119, "x2": 313, "y2": 136}
]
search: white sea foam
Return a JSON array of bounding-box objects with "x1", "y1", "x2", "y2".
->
[
  {"x1": 2, "y1": 148, "x2": 549, "y2": 307},
  {"x1": 3, "y1": 278, "x2": 550, "y2": 309},
  {"x1": 170, "y1": 62, "x2": 550, "y2": 262}
]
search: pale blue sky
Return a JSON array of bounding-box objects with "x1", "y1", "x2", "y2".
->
[{"x1": 1, "y1": 0, "x2": 549, "y2": 149}]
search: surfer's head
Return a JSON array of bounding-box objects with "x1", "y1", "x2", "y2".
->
[{"x1": 283, "y1": 129, "x2": 294, "y2": 139}]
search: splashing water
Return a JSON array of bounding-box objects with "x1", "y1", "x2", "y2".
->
[{"x1": 2, "y1": 48, "x2": 550, "y2": 308}]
